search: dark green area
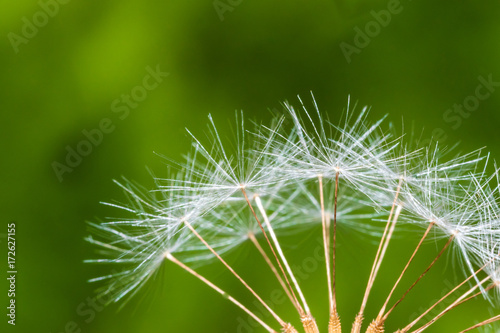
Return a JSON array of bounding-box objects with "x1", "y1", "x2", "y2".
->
[{"x1": 1, "y1": 1, "x2": 499, "y2": 332}]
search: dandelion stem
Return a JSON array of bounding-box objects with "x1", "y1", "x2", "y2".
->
[
  {"x1": 318, "y1": 174, "x2": 333, "y2": 311},
  {"x1": 410, "y1": 275, "x2": 492, "y2": 333},
  {"x1": 373, "y1": 205, "x2": 401, "y2": 285},
  {"x1": 254, "y1": 195, "x2": 320, "y2": 333},
  {"x1": 333, "y1": 170, "x2": 340, "y2": 309},
  {"x1": 400, "y1": 261, "x2": 490, "y2": 332},
  {"x1": 165, "y1": 252, "x2": 278, "y2": 333},
  {"x1": 330, "y1": 171, "x2": 341, "y2": 333},
  {"x1": 248, "y1": 232, "x2": 300, "y2": 312},
  {"x1": 352, "y1": 178, "x2": 403, "y2": 333},
  {"x1": 320, "y1": 172, "x2": 342, "y2": 333},
  {"x1": 254, "y1": 195, "x2": 310, "y2": 313},
  {"x1": 379, "y1": 221, "x2": 435, "y2": 318},
  {"x1": 241, "y1": 188, "x2": 304, "y2": 316},
  {"x1": 453, "y1": 284, "x2": 496, "y2": 308},
  {"x1": 183, "y1": 220, "x2": 287, "y2": 327},
  {"x1": 384, "y1": 233, "x2": 455, "y2": 323},
  {"x1": 458, "y1": 314, "x2": 500, "y2": 333}
]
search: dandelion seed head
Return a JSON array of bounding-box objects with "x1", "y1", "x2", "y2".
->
[{"x1": 86, "y1": 95, "x2": 500, "y2": 332}]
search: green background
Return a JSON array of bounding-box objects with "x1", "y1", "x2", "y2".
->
[{"x1": 1, "y1": 1, "x2": 499, "y2": 332}]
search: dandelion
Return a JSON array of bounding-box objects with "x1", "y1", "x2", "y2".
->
[{"x1": 87, "y1": 95, "x2": 500, "y2": 333}]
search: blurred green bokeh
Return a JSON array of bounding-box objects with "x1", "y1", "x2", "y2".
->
[{"x1": 1, "y1": 1, "x2": 500, "y2": 332}]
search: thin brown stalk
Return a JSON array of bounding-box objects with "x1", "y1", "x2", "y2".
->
[
  {"x1": 364, "y1": 205, "x2": 403, "y2": 333},
  {"x1": 318, "y1": 174, "x2": 333, "y2": 311},
  {"x1": 351, "y1": 178, "x2": 403, "y2": 333},
  {"x1": 165, "y1": 252, "x2": 278, "y2": 333},
  {"x1": 183, "y1": 220, "x2": 288, "y2": 328},
  {"x1": 410, "y1": 275, "x2": 492, "y2": 333},
  {"x1": 373, "y1": 205, "x2": 401, "y2": 284},
  {"x1": 248, "y1": 231, "x2": 299, "y2": 312},
  {"x1": 320, "y1": 172, "x2": 342, "y2": 333},
  {"x1": 333, "y1": 170, "x2": 340, "y2": 308},
  {"x1": 241, "y1": 187, "x2": 305, "y2": 316},
  {"x1": 453, "y1": 284, "x2": 495, "y2": 308},
  {"x1": 384, "y1": 234, "x2": 455, "y2": 322},
  {"x1": 254, "y1": 195, "x2": 319, "y2": 333},
  {"x1": 458, "y1": 314, "x2": 500, "y2": 333},
  {"x1": 329, "y1": 170, "x2": 342, "y2": 333},
  {"x1": 377, "y1": 221, "x2": 436, "y2": 320},
  {"x1": 400, "y1": 261, "x2": 491, "y2": 332}
]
